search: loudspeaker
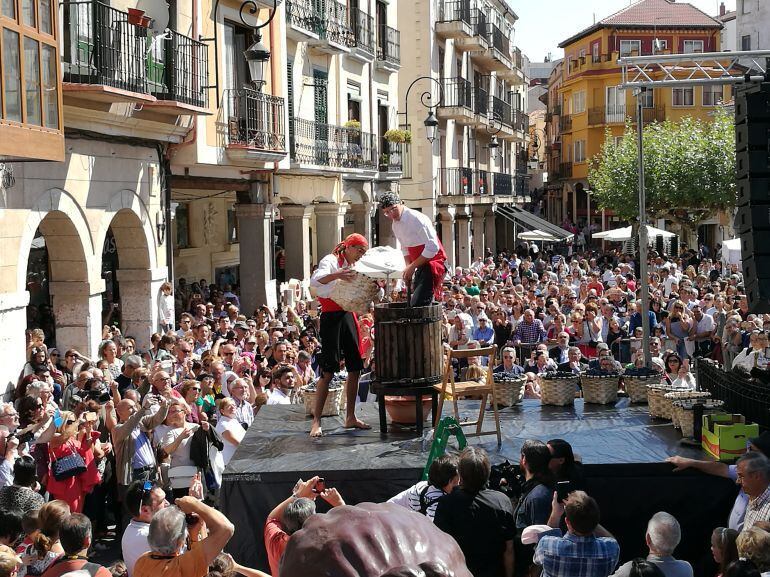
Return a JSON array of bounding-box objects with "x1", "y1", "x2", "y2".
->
[
  {"x1": 737, "y1": 150, "x2": 770, "y2": 180},
  {"x1": 735, "y1": 83, "x2": 770, "y2": 123},
  {"x1": 735, "y1": 123, "x2": 770, "y2": 152},
  {"x1": 740, "y1": 228, "x2": 770, "y2": 259},
  {"x1": 670, "y1": 236, "x2": 679, "y2": 257},
  {"x1": 745, "y1": 278, "x2": 770, "y2": 314},
  {"x1": 655, "y1": 235, "x2": 665, "y2": 256},
  {"x1": 734, "y1": 204, "x2": 770, "y2": 234},
  {"x1": 737, "y1": 176, "x2": 770, "y2": 206}
]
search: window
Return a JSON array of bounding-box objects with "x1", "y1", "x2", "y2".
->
[
  {"x1": 672, "y1": 87, "x2": 694, "y2": 106},
  {"x1": 592, "y1": 42, "x2": 600, "y2": 63},
  {"x1": 619, "y1": 40, "x2": 641, "y2": 57},
  {"x1": 683, "y1": 40, "x2": 704, "y2": 54},
  {"x1": 227, "y1": 205, "x2": 239, "y2": 244},
  {"x1": 742, "y1": 0, "x2": 751, "y2": 14},
  {"x1": 613, "y1": 136, "x2": 624, "y2": 148},
  {"x1": 742, "y1": 35, "x2": 752, "y2": 51},
  {"x1": 574, "y1": 140, "x2": 586, "y2": 163},
  {"x1": 703, "y1": 85, "x2": 723, "y2": 106},
  {"x1": 641, "y1": 88, "x2": 654, "y2": 109},
  {"x1": 175, "y1": 204, "x2": 190, "y2": 249},
  {"x1": 653, "y1": 38, "x2": 667, "y2": 52},
  {"x1": 573, "y1": 90, "x2": 585, "y2": 114}
]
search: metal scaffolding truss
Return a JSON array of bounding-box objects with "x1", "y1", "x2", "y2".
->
[{"x1": 620, "y1": 50, "x2": 770, "y2": 89}]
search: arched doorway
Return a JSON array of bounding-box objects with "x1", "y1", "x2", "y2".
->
[{"x1": 24, "y1": 210, "x2": 93, "y2": 354}]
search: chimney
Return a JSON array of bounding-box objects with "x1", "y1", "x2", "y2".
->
[{"x1": 720, "y1": 2, "x2": 726, "y2": 16}]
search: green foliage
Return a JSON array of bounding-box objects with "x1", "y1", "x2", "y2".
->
[
  {"x1": 343, "y1": 119, "x2": 361, "y2": 130},
  {"x1": 384, "y1": 128, "x2": 412, "y2": 143},
  {"x1": 588, "y1": 108, "x2": 736, "y2": 222}
]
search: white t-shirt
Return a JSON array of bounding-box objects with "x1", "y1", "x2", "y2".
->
[
  {"x1": 391, "y1": 207, "x2": 441, "y2": 259},
  {"x1": 215, "y1": 415, "x2": 246, "y2": 466},
  {"x1": 310, "y1": 253, "x2": 348, "y2": 299},
  {"x1": 387, "y1": 481, "x2": 445, "y2": 520},
  {"x1": 694, "y1": 314, "x2": 715, "y2": 339},
  {"x1": 266, "y1": 388, "x2": 291, "y2": 405},
  {"x1": 121, "y1": 519, "x2": 150, "y2": 576}
]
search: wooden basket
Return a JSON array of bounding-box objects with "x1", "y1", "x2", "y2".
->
[
  {"x1": 622, "y1": 375, "x2": 657, "y2": 403},
  {"x1": 493, "y1": 375, "x2": 527, "y2": 407},
  {"x1": 581, "y1": 374, "x2": 620, "y2": 405},
  {"x1": 672, "y1": 399, "x2": 725, "y2": 438},
  {"x1": 301, "y1": 385, "x2": 344, "y2": 417},
  {"x1": 664, "y1": 390, "x2": 712, "y2": 428},
  {"x1": 541, "y1": 376, "x2": 579, "y2": 406},
  {"x1": 647, "y1": 384, "x2": 681, "y2": 419}
]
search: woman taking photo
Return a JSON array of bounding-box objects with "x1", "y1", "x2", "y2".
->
[
  {"x1": 215, "y1": 398, "x2": 245, "y2": 467},
  {"x1": 156, "y1": 400, "x2": 198, "y2": 500},
  {"x1": 179, "y1": 380, "x2": 204, "y2": 424}
]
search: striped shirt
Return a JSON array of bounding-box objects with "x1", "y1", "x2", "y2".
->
[{"x1": 744, "y1": 484, "x2": 770, "y2": 531}]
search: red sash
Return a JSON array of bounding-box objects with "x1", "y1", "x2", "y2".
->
[{"x1": 407, "y1": 242, "x2": 447, "y2": 300}]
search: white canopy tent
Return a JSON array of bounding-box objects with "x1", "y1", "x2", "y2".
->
[
  {"x1": 722, "y1": 238, "x2": 742, "y2": 266},
  {"x1": 592, "y1": 224, "x2": 676, "y2": 241},
  {"x1": 518, "y1": 229, "x2": 558, "y2": 242}
]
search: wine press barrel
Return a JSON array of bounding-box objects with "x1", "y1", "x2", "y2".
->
[{"x1": 374, "y1": 302, "x2": 444, "y2": 386}]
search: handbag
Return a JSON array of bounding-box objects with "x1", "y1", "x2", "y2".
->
[{"x1": 51, "y1": 446, "x2": 87, "y2": 481}]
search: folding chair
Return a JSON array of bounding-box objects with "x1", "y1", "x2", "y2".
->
[{"x1": 433, "y1": 344, "x2": 501, "y2": 445}]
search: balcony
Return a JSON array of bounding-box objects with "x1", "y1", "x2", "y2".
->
[
  {"x1": 455, "y1": 9, "x2": 488, "y2": 52},
  {"x1": 640, "y1": 107, "x2": 666, "y2": 124},
  {"x1": 60, "y1": 1, "x2": 208, "y2": 112},
  {"x1": 376, "y1": 25, "x2": 401, "y2": 72},
  {"x1": 491, "y1": 172, "x2": 513, "y2": 196},
  {"x1": 286, "y1": 0, "x2": 355, "y2": 53},
  {"x1": 512, "y1": 109, "x2": 529, "y2": 138},
  {"x1": 379, "y1": 141, "x2": 405, "y2": 177},
  {"x1": 436, "y1": 0, "x2": 476, "y2": 39},
  {"x1": 440, "y1": 167, "x2": 489, "y2": 197},
  {"x1": 559, "y1": 162, "x2": 573, "y2": 179},
  {"x1": 437, "y1": 77, "x2": 476, "y2": 125},
  {"x1": 515, "y1": 171, "x2": 531, "y2": 197},
  {"x1": 350, "y1": 7, "x2": 375, "y2": 61},
  {"x1": 473, "y1": 86, "x2": 489, "y2": 117},
  {"x1": 223, "y1": 89, "x2": 286, "y2": 163},
  {"x1": 588, "y1": 107, "x2": 604, "y2": 126},
  {"x1": 559, "y1": 114, "x2": 573, "y2": 133},
  {"x1": 490, "y1": 95, "x2": 511, "y2": 125},
  {"x1": 498, "y1": 46, "x2": 526, "y2": 84},
  {"x1": 552, "y1": 104, "x2": 562, "y2": 117},
  {"x1": 290, "y1": 118, "x2": 378, "y2": 172}
]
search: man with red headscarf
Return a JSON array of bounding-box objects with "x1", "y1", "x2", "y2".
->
[
  {"x1": 309, "y1": 233, "x2": 371, "y2": 437},
  {"x1": 379, "y1": 192, "x2": 447, "y2": 306}
]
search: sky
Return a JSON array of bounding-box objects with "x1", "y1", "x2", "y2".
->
[{"x1": 513, "y1": 0, "x2": 737, "y2": 63}]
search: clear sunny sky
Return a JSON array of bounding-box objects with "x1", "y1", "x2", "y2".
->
[{"x1": 513, "y1": 0, "x2": 737, "y2": 62}]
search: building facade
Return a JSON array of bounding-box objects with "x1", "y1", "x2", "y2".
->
[
  {"x1": 736, "y1": 0, "x2": 769, "y2": 50},
  {"x1": 547, "y1": 0, "x2": 727, "y2": 239},
  {"x1": 397, "y1": 0, "x2": 529, "y2": 265},
  {"x1": 0, "y1": 0, "x2": 210, "y2": 394}
]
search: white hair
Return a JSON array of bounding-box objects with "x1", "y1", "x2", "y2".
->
[
  {"x1": 148, "y1": 506, "x2": 187, "y2": 556},
  {"x1": 647, "y1": 512, "x2": 681, "y2": 556}
]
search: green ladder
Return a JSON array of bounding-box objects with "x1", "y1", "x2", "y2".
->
[{"x1": 421, "y1": 416, "x2": 468, "y2": 480}]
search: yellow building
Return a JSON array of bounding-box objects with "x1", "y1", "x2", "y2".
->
[{"x1": 550, "y1": 0, "x2": 726, "y2": 230}]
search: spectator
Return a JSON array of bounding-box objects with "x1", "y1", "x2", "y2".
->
[
  {"x1": 610, "y1": 512, "x2": 692, "y2": 577},
  {"x1": 434, "y1": 447, "x2": 515, "y2": 577},
  {"x1": 205, "y1": 553, "x2": 269, "y2": 577},
  {"x1": 132, "y1": 497, "x2": 234, "y2": 577},
  {"x1": 737, "y1": 452, "x2": 770, "y2": 531},
  {"x1": 0, "y1": 456, "x2": 44, "y2": 514},
  {"x1": 39, "y1": 513, "x2": 110, "y2": 577},
  {"x1": 0, "y1": 545, "x2": 22, "y2": 577},
  {"x1": 155, "y1": 400, "x2": 199, "y2": 500},
  {"x1": 548, "y1": 439, "x2": 586, "y2": 491},
  {"x1": 213, "y1": 399, "x2": 244, "y2": 468},
  {"x1": 263, "y1": 476, "x2": 344, "y2": 577},
  {"x1": 723, "y1": 560, "x2": 761, "y2": 577},
  {"x1": 388, "y1": 454, "x2": 460, "y2": 520},
  {"x1": 627, "y1": 560, "x2": 667, "y2": 577},
  {"x1": 115, "y1": 357, "x2": 143, "y2": 397},
  {"x1": 0, "y1": 509, "x2": 23, "y2": 548},
  {"x1": 558, "y1": 347, "x2": 589, "y2": 374},
  {"x1": 511, "y1": 309, "x2": 547, "y2": 348},
  {"x1": 21, "y1": 500, "x2": 69, "y2": 577},
  {"x1": 493, "y1": 347, "x2": 526, "y2": 377},
  {"x1": 711, "y1": 527, "x2": 739, "y2": 577},
  {"x1": 121, "y1": 481, "x2": 168, "y2": 577},
  {"x1": 533, "y1": 490, "x2": 619, "y2": 577},
  {"x1": 266, "y1": 367, "x2": 294, "y2": 406},
  {"x1": 736, "y1": 528, "x2": 770, "y2": 575}
]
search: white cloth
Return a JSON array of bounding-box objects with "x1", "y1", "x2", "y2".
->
[
  {"x1": 121, "y1": 519, "x2": 150, "y2": 577},
  {"x1": 387, "y1": 481, "x2": 445, "y2": 520},
  {"x1": 266, "y1": 388, "x2": 291, "y2": 405},
  {"x1": 391, "y1": 207, "x2": 441, "y2": 259},
  {"x1": 310, "y1": 254, "x2": 348, "y2": 299},
  {"x1": 215, "y1": 415, "x2": 245, "y2": 466}
]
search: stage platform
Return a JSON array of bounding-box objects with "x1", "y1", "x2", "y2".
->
[{"x1": 222, "y1": 400, "x2": 738, "y2": 573}]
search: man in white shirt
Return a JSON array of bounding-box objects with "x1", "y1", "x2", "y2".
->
[
  {"x1": 266, "y1": 366, "x2": 295, "y2": 406},
  {"x1": 379, "y1": 192, "x2": 447, "y2": 307},
  {"x1": 121, "y1": 481, "x2": 168, "y2": 576},
  {"x1": 690, "y1": 304, "x2": 715, "y2": 358}
]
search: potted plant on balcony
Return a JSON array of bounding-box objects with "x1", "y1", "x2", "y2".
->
[
  {"x1": 344, "y1": 119, "x2": 362, "y2": 131},
  {"x1": 384, "y1": 128, "x2": 412, "y2": 144},
  {"x1": 379, "y1": 153, "x2": 390, "y2": 172}
]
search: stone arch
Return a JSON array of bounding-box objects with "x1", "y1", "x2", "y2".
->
[{"x1": 95, "y1": 189, "x2": 158, "y2": 271}]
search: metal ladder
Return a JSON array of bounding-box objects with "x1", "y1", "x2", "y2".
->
[{"x1": 421, "y1": 416, "x2": 468, "y2": 480}]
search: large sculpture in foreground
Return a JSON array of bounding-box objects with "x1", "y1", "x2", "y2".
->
[{"x1": 280, "y1": 502, "x2": 473, "y2": 577}]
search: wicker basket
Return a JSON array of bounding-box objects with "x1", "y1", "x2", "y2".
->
[
  {"x1": 301, "y1": 385, "x2": 344, "y2": 417},
  {"x1": 581, "y1": 374, "x2": 620, "y2": 405},
  {"x1": 493, "y1": 375, "x2": 527, "y2": 407},
  {"x1": 672, "y1": 399, "x2": 725, "y2": 438},
  {"x1": 541, "y1": 375, "x2": 580, "y2": 406},
  {"x1": 664, "y1": 390, "x2": 712, "y2": 428},
  {"x1": 622, "y1": 375, "x2": 657, "y2": 403},
  {"x1": 647, "y1": 384, "x2": 681, "y2": 419},
  {"x1": 328, "y1": 271, "x2": 379, "y2": 314}
]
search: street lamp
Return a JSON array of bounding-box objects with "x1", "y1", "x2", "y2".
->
[
  {"x1": 488, "y1": 135, "x2": 500, "y2": 160},
  {"x1": 424, "y1": 109, "x2": 439, "y2": 144},
  {"x1": 400, "y1": 76, "x2": 444, "y2": 144},
  {"x1": 483, "y1": 111, "x2": 503, "y2": 161},
  {"x1": 244, "y1": 35, "x2": 270, "y2": 90}
]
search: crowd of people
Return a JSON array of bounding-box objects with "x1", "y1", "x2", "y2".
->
[{"x1": 3, "y1": 193, "x2": 770, "y2": 577}]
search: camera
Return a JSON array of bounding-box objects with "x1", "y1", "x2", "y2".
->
[
  {"x1": 489, "y1": 460, "x2": 523, "y2": 501},
  {"x1": 83, "y1": 382, "x2": 112, "y2": 403},
  {"x1": 312, "y1": 478, "x2": 326, "y2": 493}
]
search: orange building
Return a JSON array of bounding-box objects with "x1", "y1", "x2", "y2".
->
[{"x1": 547, "y1": 0, "x2": 726, "y2": 229}]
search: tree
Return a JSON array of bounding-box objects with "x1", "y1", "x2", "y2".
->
[{"x1": 588, "y1": 108, "x2": 736, "y2": 230}]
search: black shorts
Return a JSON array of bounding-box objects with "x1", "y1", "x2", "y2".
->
[{"x1": 319, "y1": 311, "x2": 364, "y2": 374}]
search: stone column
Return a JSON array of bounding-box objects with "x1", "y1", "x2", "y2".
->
[
  {"x1": 485, "y1": 208, "x2": 497, "y2": 257},
  {"x1": 471, "y1": 206, "x2": 486, "y2": 260},
  {"x1": 0, "y1": 291, "x2": 30, "y2": 399},
  {"x1": 438, "y1": 207, "x2": 456, "y2": 268},
  {"x1": 48, "y1": 279, "x2": 106, "y2": 359},
  {"x1": 377, "y1": 209, "x2": 396, "y2": 248},
  {"x1": 350, "y1": 202, "x2": 375, "y2": 243},
  {"x1": 314, "y1": 203, "x2": 345, "y2": 260},
  {"x1": 455, "y1": 208, "x2": 471, "y2": 268},
  {"x1": 116, "y1": 267, "x2": 167, "y2": 352},
  {"x1": 280, "y1": 204, "x2": 313, "y2": 281},
  {"x1": 236, "y1": 203, "x2": 277, "y2": 313}
]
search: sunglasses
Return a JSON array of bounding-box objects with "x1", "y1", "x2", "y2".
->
[{"x1": 190, "y1": 387, "x2": 201, "y2": 392}]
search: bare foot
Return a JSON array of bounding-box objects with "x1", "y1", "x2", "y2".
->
[
  {"x1": 310, "y1": 421, "x2": 323, "y2": 437},
  {"x1": 344, "y1": 418, "x2": 371, "y2": 430}
]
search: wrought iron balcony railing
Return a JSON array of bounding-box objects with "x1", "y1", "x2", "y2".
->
[
  {"x1": 441, "y1": 77, "x2": 473, "y2": 109},
  {"x1": 491, "y1": 95, "x2": 511, "y2": 125},
  {"x1": 224, "y1": 89, "x2": 286, "y2": 151},
  {"x1": 286, "y1": 0, "x2": 355, "y2": 48},
  {"x1": 492, "y1": 172, "x2": 512, "y2": 196},
  {"x1": 511, "y1": 46, "x2": 523, "y2": 69},
  {"x1": 60, "y1": 1, "x2": 209, "y2": 106},
  {"x1": 559, "y1": 114, "x2": 572, "y2": 132},
  {"x1": 439, "y1": 0, "x2": 473, "y2": 26},
  {"x1": 473, "y1": 86, "x2": 489, "y2": 115},
  {"x1": 380, "y1": 140, "x2": 404, "y2": 173},
  {"x1": 513, "y1": 109, "x2": 529, "y2": 132},
  {"x1": 515, "y1": 171, "x2": 531, "y2": 196},
  {"x1": 291, "y1": 118, "x2": 378, "y2": 170},
  {"x1": 441, "y1": 168, "x2": 490, "y2": 196},
  {"x1": 377, "y1": 24, "x2": 400, "y2": 65},
  {"x1": 559, "y1": 162, "x2": 573, "y2": 178},
  {"x1": 351, "y1": 7, "x2": 374, "y2": 53},
  {"x1": 488, "y1": 23, "x2": 509, "y2": 57}
]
